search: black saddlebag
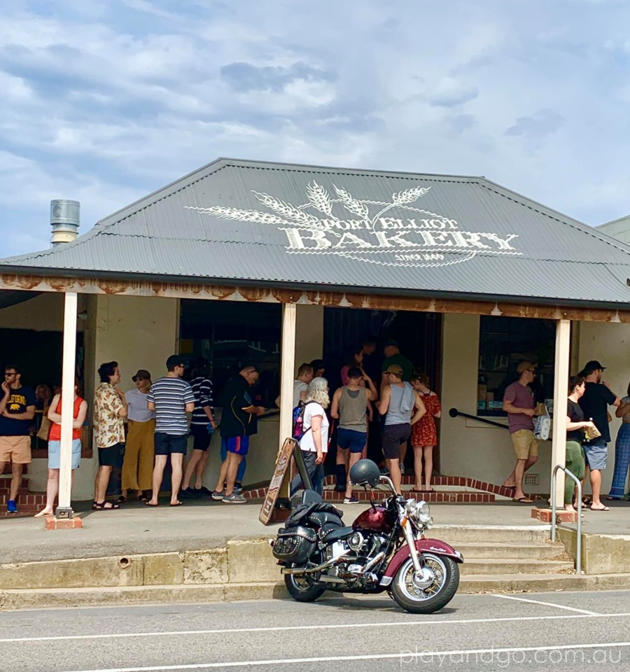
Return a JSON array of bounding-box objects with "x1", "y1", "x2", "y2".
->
[{"x1": 272, "y1": 525, "x2": 317, "y2": 564}]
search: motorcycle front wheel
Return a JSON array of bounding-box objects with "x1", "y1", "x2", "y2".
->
[
  {"x1": 390, "y1": 553, "x2": 459, "y2": 614},
  {"x1": 284, "y1": 569, "x2": 326, "y2": 603}
]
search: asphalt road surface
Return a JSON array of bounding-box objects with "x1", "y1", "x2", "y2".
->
[{"x1": 0, "y1": 589, "x2": 629, "y2": 671}]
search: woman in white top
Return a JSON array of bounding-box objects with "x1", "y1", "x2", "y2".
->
[{"x1": 290, "y1": 377, "x2": 330, "y2": 496}]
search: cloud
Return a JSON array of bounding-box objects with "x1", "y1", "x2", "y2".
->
[
  {"x1": 428, "y1": 78, "x2": 479, "y2": 107},
  {"x1": 505, "y1": 109, "x2": 565, "y2": 138},
  {"x1": 220, "y1": 61, "x2": 335, "y2": 93},
  {"x1": 1, "y1": 0, "x2": 630, "y2": 259}
]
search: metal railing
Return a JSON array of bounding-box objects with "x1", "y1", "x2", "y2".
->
[
  {"x1": 550, "y1": 464, "x2": 582, "y2": 574},
  {"x1": 448, "y1": 407, "x2": 509, "y2": 430}
]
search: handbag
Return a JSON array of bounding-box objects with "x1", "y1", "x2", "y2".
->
[
  {"x1": 36, "y1": 415, "x2": 51, "y2": 441},
  {"x1": 533, "y1": 405, "x2": 551, "y2": 441}
]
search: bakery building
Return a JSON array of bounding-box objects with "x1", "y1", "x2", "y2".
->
[{"x1": 1, "y1": 158, "x2": 629, "y2": 508}]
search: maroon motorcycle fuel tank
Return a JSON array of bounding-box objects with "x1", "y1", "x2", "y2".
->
[{"x1": 352, "y1": 505, "x2": 395, "y2": 534}]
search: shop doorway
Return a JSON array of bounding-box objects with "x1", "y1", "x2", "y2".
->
[{"x1": 323, "y1": 308, "x2": 442, "y2": 473}]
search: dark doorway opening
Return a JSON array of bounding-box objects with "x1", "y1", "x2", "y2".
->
[{"x1": 323, "y1": 308, "x2": 442, "y2": 473}]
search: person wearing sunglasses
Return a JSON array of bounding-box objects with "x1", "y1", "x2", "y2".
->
[{"x1": 0, "y1": 365, "x2": 36, "y2": 513}]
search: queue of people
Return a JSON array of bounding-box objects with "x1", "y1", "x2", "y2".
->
[
  {"x1": 9, "y1": 342, "x2": 628, "y2": 517},
  {"x1": 502, "y1": 358, "x2": 629, "y2": 511}
]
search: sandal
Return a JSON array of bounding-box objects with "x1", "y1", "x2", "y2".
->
[
  {"x1": 92, "y1": 501, "x2": 120, "y2": 510},
  {"x1": 590, "y1": 504, "x2": 610, "y2": 511},
  {"x1": 116, "y1": 496, "x2": 127, "y2": 504}
]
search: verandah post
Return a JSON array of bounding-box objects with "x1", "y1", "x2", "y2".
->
[
  {"x1": 56, "y1": 290, "x2": 77, "y2": 517},
  {"x1": 550, "y1": 318, "x2": 571, "y2": 508}
]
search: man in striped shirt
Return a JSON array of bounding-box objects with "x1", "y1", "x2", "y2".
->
[
  {"x1": 180, "y1": 360, "x2": 217, "y2": 498},
  {"x1": 146, "y1": 355, "x2": 195, "y2": 507}
]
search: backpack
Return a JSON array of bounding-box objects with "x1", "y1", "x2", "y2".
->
[{"x1": 292, "y1": 400, "x2": 316, "y2": 441}]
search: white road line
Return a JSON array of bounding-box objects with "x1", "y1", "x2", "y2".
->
[
  {"x1": 1, "y1": 611, "x2": 629, "y2": 644},
  {"x1": 492, "y1": 593, "x2": 600, "y2": 615},
  {"x1": 61, "y1": 641, "x2": 630, "y2": 672}
]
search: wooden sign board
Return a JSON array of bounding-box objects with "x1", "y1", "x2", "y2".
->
[{"x1": 259, "y1": 437, "x2": 297, "y2": 525}]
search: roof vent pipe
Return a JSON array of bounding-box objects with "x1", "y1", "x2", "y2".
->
[{"x1": 50, "y1": 199, "x2": 80, "y2": 245}]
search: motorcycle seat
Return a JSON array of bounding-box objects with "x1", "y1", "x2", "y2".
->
[
  {"x1": 307, "y1": 511, "x2": 343, "y2": 528},
  {"x1": 322, "y1": 526, "x2": 354, "y2": 543}
]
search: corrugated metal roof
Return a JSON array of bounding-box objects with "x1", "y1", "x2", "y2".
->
[{"x1": 2, "y1": 158, "x2": 630, "y2": 307}]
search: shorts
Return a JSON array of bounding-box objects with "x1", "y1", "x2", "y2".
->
[
  {"x1": 190, "y1": 424, "x2": 212, "y2": 452},
  {"x1": 510, "y1": 429, "x2": 538, "y2": 460},
  {"x1": 337, "y1": 428, "x2": 367, "y2": 454},
  {"x1": 98, "y1": 442, "x2": 124, "y2": 468},
  {"x1": 222, "y1": 435, "x2": 250, "y2": 457},
  {"x1": 48, "y1": 439, "x2": 81, "y2": 470},
  {"x1": 0, "y1": 435, "x2": 31, "y2": 464},
  {"x1": 583, "y1": 439, "x2": 607, "y2": 471},
  {"x1": 382, "y1": 423, "x2": 411, "y2": 460},
  {"x1": 154, "y1": 432, "x2": 187, "y2": 456}
]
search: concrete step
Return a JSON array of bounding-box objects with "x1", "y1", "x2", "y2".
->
[
  {"x1": 455, "y1": 541, "x2": 570, "y2": 561},
  {"x1": 432, "y1": 525, "x2": 551, "y2": 545},
  {"x1": 4, "y1": 573, "x2": 630, "y2": 611},
  {"x1": 458, "y1": 572, "x2": 630, "y2": 593},
  {"x1": 460, "y1": 559, "x2": 575, "y2": 576}
]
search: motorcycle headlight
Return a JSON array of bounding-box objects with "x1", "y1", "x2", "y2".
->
[{"x1": 405, "y1": 498, "x2": 432, "y2": 527}]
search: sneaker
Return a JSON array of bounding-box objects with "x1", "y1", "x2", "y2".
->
[
  {"x1": 344, "y1": 496, "x2": 360, "y2": 504},
  {"x1": 222, "y1": 492, "x2": 246, "y2": 504},
  {"x1": 210, "y1": 490, "x2": 225, "y2": 501},
  {"x1": 196, "y1": 486, "x2": 211, "y2": 497},
  {"x1": 7, "y1": 500, "x2": 17, "y2": 514},
  {"x1": 180, "y1": 488, "x2": 197, "y2": 499},
  {"x1": 233, "y1": 485, "x2": 243, "y2": 495}
]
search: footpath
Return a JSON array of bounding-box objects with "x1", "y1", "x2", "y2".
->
[{"x1": 1, "y1": 499, "x2": 630, "y2": 610}]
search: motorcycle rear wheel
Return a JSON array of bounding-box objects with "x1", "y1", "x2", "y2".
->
[
  {"x1": 284, "y1": 570, "x2": 326, "y2": 602},
  {"x1": 390, "y1": 553, "x2": 459, "y2": 614}
]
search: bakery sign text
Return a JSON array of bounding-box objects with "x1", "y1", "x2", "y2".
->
[{"x1": 186, "y1": 182, "x2": 520, "y2": 268}]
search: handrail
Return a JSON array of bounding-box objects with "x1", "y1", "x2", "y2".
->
[
  {"x1": 448, "y1": 407, "x2": 509, "y2": 430},
  {"x1": 551, "y1": 465, "x2": 582, "y2": 574}
]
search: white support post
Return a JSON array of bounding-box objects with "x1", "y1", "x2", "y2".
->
[
  {"x1": 57, "y1": 291, "x2": 77, "y2": 517},
  {"x1": 279, "y1": 303, "x2": 297, "y2": 448},
  {"x1": 551, "y1": 319, "x2": 571, "y2": 509}
]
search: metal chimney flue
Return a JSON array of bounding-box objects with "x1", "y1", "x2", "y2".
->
[{"x1": 50, "y1": 199, "x2": 80, "y2": 245}]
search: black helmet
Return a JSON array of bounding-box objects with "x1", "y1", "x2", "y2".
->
[{"x1": 349, "y1": 459, "x2": 381, "y2": 487}]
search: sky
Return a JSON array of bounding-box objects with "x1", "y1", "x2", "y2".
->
[{"x1": 1, "y1": 0, "x2": 630, "y2": 256}]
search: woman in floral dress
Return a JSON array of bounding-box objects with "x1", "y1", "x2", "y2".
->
[{"x1": 410, "y1": 372, "x2": 442, "y2": 492}]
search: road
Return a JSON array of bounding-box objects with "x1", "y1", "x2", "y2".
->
[{"x1": 0, "y1": 589, "x2": 629, "y2": 671}]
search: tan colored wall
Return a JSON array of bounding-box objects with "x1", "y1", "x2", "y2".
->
[
  {"x1": 295, "y1": 305, "x2": 323, "y2": 365},
  {"x1": 439, "y1": 313, "x2": 551, "y2": 488},
  {"x1": 65, "y1": 295, "x2": 179, "y2": 499}
]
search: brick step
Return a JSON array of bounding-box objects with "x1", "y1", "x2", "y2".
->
[
  {"x1": 460, "y1": 559, "x2": 575, "y2": 576},
  {"x1": 322, "y1": 474, "x2": 521, "y2": 499},
  {"x1": 323, "y1": 490, "x2": 496, "y2": 504},
  {"x1": 0, "y1": 494, "x2": 46, "y2": 506},
  {"x1": 454, "y1": 541, "x2": 570, "y2": 561}
]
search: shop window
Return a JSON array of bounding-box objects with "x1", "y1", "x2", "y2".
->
[
  {"x1": 477, "y1": 316, "x2": 555, "y2": 416},
  {"x1": 179, "y1": 300, "x2": 281, "y2": 408}
]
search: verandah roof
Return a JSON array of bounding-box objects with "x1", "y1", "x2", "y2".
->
[{"x1": 1, "y1": 158, "x2": 630, "y2": 308}]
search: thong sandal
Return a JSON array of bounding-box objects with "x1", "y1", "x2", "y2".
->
[
  {"x1": 92, "y1": 501, "x2": 120, "y2": 510},
  {"x1": 590, "y1": 504, "x2": 610, "y2": 511}
]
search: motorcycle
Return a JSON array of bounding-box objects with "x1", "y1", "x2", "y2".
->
[{"x1": 270, "y1": 459, "x2": 463, "y2": 614}]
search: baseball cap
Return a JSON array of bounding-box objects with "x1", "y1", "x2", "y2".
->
[
  {"x1": 132, "y1": 369, "x2": 151, "y2": 382},
  {"x1": 516, "y1": 361, "x2": 537, "y2": 374},
  {"x1": 166, "y1": 354, "x2": 186, "y2": 370},
  {"x1": 385, "y1": 364, "x2": 404, "y2": 377},
  {"x1": 582, "y1": 360, "x2": 606, "y2": 374}
]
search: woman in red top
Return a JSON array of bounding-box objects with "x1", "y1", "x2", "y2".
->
[
  {"x1": 410, "y1": 372, "x2": 442, "y2": 492},
  {"x1": 34, "y1": 383, "x2": 87, "y2": 517}
]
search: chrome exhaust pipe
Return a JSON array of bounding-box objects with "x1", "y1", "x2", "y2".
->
[{"x1": 282, "y1": 552, "x2": 351, "y2": 575}]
